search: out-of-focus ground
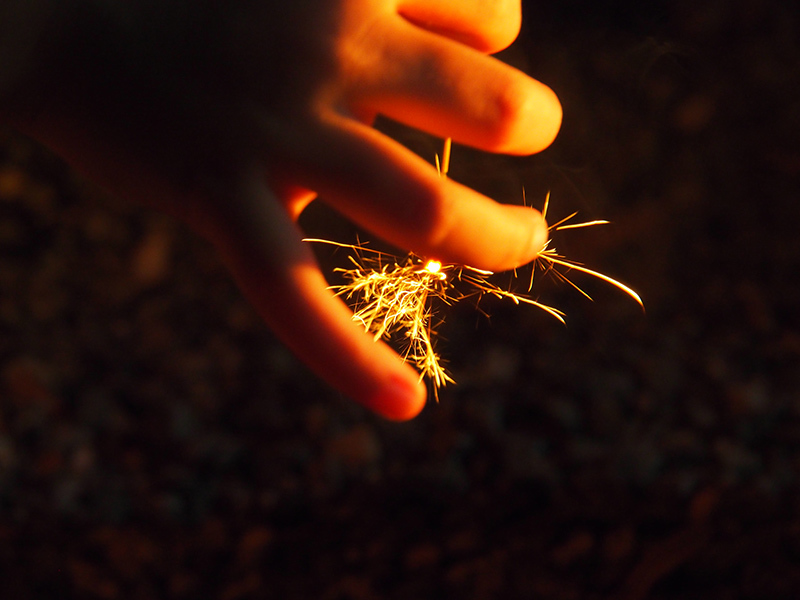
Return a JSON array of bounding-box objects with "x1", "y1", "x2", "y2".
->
[{"x1": 1, "y1": 0, "x2": 799, "y2": 598}]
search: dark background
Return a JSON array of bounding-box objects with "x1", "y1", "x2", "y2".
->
[{"x1": 1, "y1": 0, "x2": 799, "y2": 597}]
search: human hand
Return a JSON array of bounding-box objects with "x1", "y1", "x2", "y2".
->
[{"x1": 6, "y1": 0, "x2": 561, "y2": 420}]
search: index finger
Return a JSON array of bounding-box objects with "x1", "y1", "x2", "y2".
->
[{"x1": 279, "y1": 116, "x2": 548, "y2": 273}]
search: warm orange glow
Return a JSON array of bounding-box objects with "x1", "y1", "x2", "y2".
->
[{"x1": 424, "y1": 260, "x2": 443, "y2": 276}]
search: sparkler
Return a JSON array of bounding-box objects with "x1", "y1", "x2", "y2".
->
[{"x1": 306, "y1": 139, "x2": 642, "y2": 394}]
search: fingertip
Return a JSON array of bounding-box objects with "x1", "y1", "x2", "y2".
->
[
  {"x1": 530, "y1": 207, "x2": 549, "y2": 258},
  {"x1": 493, "y1": 80, "x2": 563, "y2": 156},
  {"x1": 486, "y1": 5, "x2": 523, "y2": 54},
  {"x1": 510, "y1": 207, "x2": 549, "y2": 270},
  {"x1": 532, "y1": 84, "x2": 563, "y2": 153},
  {"x1": 367, "y1": 371, "x2": 427, "y2": 421},
  {"x1": 473, "y1": 204, "x2": 549, "y2": 273}
]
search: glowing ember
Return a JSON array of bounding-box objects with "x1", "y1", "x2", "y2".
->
[{"x1": 424, "y1": 260, "x2": 443, "y2": 276}]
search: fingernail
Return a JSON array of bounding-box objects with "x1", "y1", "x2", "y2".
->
[{"x1": 529, "y1": 210, "x2": 549, "y2": 257}]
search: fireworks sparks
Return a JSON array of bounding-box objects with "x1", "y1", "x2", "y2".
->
[
  {"x1": 525, "y1": 190, "x2": 643, "y2": 310},
  {"x1": 306, "y1": 139, "x2": 643, "y2": 395}
]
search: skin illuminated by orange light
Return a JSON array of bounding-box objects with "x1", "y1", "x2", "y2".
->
[{"x1": 1, "y1": 0, "x2": 562, "y2": 420}]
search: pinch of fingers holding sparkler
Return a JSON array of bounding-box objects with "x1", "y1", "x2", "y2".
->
[{"x1": 0, "y1": 0, "x2": 561, "y2": 420}]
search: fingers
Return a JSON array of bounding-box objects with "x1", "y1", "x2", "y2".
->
[
  {"x1": 397, "y1": 0, "x2": 522, "y2": 53},
  {"x1": 210, "y1": 168, "x2": 427, "y2": 421},
  {"x1": 286, "y1": 117, "x2": 548, "y2": 273},
  {"x1": 352, "y1": 18, "x2": 561, "y2": 156}
]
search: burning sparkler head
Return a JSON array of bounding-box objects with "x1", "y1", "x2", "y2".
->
[{"x1": 423, "y1": 260, "x2": 444, "y2": 277}]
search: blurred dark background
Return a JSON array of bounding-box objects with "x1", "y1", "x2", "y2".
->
[{"x1": 1, "y1": 0, "x2": 799, "y2": 598}]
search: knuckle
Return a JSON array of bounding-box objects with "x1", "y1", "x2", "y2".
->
[
  {"x1": 486, "y1": 78, "x2": 534, "y2": 147},
  {"x1": 487, "y1": 77, "x2": 562, "y2": 154}
]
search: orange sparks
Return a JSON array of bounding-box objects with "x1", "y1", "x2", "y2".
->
[{"x1": 305, "y1": 139, "x2": 643, "y2": 394}]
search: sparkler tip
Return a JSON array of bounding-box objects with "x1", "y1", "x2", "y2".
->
[{"x1": 424, "y1": 260, "x2": 442, "y2": 274}]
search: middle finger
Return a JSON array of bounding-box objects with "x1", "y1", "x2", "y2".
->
[{"x1": 348, "y1": 17, "x2": 561, "y2": 156}]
